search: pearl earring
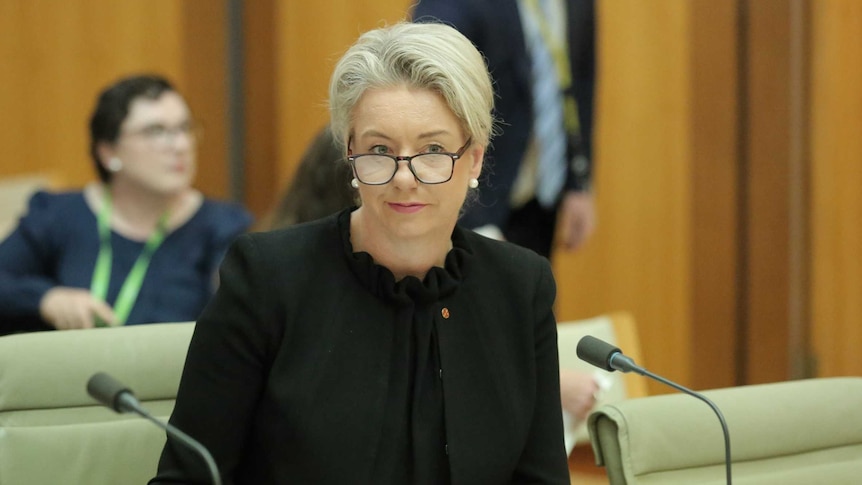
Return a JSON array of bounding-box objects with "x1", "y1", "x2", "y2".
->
[
  {"x1": 107, "y1": 157, "x2": 123, "y2": 172},
  {"x1": 468, "y1": 178, "x2": 479, "y2": 189},
  {"x1": 350, "y1": 178, "x2": 359, "y2": 189}
]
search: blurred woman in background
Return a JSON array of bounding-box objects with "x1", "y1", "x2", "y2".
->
[{"x1": 0, "y1": 74, "x2": 251, "y2": 334}]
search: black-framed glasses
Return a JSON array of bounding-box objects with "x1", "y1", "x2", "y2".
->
[
  {"x1": 348, "y1": 138, "x2": 472, "y2": 185},
  {"x1": 122, "y1": 120, "x2": 202, "y2": 148}
]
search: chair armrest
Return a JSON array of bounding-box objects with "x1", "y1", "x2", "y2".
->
[
  {"x1": 0, "y1": 322, "x2": 195, "y2": 412},
  {"x1": 588, "y1": 377, "x2": 862, "y2": 482}
]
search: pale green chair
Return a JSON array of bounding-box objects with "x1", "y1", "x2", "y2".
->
[
  {"x1": 0, "y1": 322, "x2": 194, "y2": 485},
  {"x1": 0, "y1": 172, "x2": 56, "y2": 240},
  {"x1": 588, "y1": 377, "x2": 862, "y2": 484}
]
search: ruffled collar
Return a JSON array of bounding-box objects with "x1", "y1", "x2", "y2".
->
[{"x1": 338, "y1": 209, "x2": 471, "y2": 307}]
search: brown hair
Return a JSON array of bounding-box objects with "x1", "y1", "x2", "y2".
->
[{"x1": 266, "y1": 126, "x2": 357, "y2": 230}]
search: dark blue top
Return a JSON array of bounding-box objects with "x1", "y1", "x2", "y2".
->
[{"x1": 0, "y1": 191, "x2": 252, "y2": 334}]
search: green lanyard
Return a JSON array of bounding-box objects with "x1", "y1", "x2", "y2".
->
[
  {"x1": 523, "y1": 0, "x2": 581, "y2": 135},
  {"x1": 90, "y1": 189, "x2": 168, "y2": 326}
]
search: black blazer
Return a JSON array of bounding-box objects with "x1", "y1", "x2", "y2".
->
[
  {"x1": 151, "y1": 211, "x2": 569, "y2": 484},
  {"x1": 413, "y1": 0, "x2": 596, "y2": 229}
]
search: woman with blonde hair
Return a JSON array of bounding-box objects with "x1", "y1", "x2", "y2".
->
[{"x1": 152, "y1": 23, "x2": 569, "y2": 484}]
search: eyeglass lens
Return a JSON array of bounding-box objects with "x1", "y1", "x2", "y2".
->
[{"x1": 353, "y1": 153, "x2": 454, "y2": 184}]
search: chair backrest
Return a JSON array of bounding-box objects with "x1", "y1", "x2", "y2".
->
[
  {"x1": 557, "y1": 311, "x2": 647, "y2": 450},
  {"x1": 587, "y1": 377, "x2": 862, "y2": 484},
  {"x1": 0, "y1": 322, "x2": 195, "y2": 484},
  {"x1": 0, "y1": 173, "x2": 55, "y2": 240}
]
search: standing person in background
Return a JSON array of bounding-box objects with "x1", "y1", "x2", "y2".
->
[
  {"x1": 413, "y1": 0, "x2": 601, "y2": 438},
  {"x1": 260, "y1": 125, "x2": 356, "y2": 231},
  {"x1": 0, "y1": 74, "x2": 252, "y2": 335},
  {"x1": 151, "y1": 22, "x2": 569, "y2": 484},
  {"x1": 413, "y1": 0, "x2": 596, "y2": 257}
]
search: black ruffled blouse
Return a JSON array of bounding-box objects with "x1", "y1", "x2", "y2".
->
[{"x1": 338, "y1": 210, "x2": 471, "y2": 485}]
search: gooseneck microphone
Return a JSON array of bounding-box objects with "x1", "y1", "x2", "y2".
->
[
  {"x1": 577, "y1": 336, "x2": 732, "y2": 485},
  {"x1": 86, "y1": 372, "x2": 223, "y2": 485}
]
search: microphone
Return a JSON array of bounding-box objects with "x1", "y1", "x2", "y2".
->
[
  {"x1": 86, "y1": 372, "x2": 223, "y2": 485},
  {"x1": 577, "y1": 336, "x2": 733, "y2": 485}
]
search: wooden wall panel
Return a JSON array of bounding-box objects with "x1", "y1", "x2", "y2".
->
[
  {"x1": 242, "y1": 0, "x2": 278, "y2": 216},
  {"x1": 810, "y1": 0, "x2": 862, "y2": 377},
  {"x1": 554, "y1": 0, "x2": 695, "y2": 392},
  {"x1": 0, "y1": 1, "x2": 226, "y2": 198},
  {"x1": 248, "y1": 0, "x2": 412, "y2": 218},
  {"x1": 181, "y1": 2, "x2": 229, "y2": 199},
  {"x1": 689, "y1": 0, "x2": 740, "y2": 389},
  {"x1": 743, "y1": 0, "x2": 799, "y2": 384}
]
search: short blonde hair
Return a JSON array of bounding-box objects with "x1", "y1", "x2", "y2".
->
[{"x1": 329, "y1": 22, "x2": 496, "y2": 151}]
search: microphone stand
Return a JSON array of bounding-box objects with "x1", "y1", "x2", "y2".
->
[
  {"x1": 637, "y1": 368, "x2": 732, "y2": 485},
  {"x1": 133, "y1": 406, "x2": 223, "y2": 485},
  {"x1": 87, "y1": 373, "x2": 222, "y2": 485},
  {"x1": 610, "y1": 353, "x2": 732, "y2": 485}
]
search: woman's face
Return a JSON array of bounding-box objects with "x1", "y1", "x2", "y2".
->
[
  {"x1": 104, "y1": 91, "x2": 197, "y2": 195},
  {"x1": 349, "y1": 85, "x2": 483, "y2": 242}
]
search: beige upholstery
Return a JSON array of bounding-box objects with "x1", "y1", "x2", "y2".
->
[
  {"x1": 0, "y1": 173, "x2": 54, "y2": 240},
  {"x1": 557, "y1": 311, "x2": 647, "y2": 450},
  {"x1": 588, "y1": 377, "x2": 862, "y2": 484},
  {"x1": 0, "y1": 322, "x2": 194, "y2": 485}
]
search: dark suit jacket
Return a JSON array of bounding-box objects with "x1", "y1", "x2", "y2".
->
[
  {"x1": 151, "y1": 211, "x2": 569, "y2": 484},
  {"x1": 414, "y1": 0, "x2": 595, "y2": 229}
]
